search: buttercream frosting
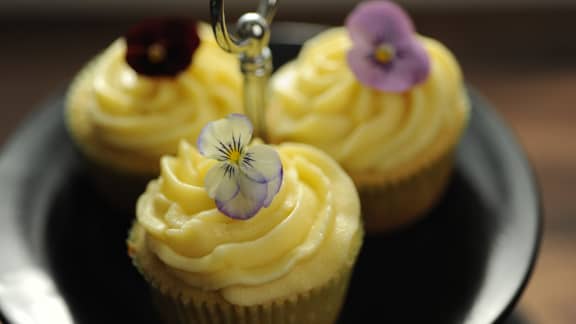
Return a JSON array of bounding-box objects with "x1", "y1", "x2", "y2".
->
[
  {"x1": 268, "y1": 28, "x2": 469, "y2": 183},
  {"x1": 134, "y1": 141, "x2": 361, "y2": 305},
  {"x1": 67, "y1": 24, "x2": 242, "y2": 174}
]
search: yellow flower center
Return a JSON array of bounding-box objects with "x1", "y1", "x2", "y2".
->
[
  {"x1": 374, "y1": 43, "x2": 395, "y2": 64},
  {"x1": 148, "y1": 43, "x2": 166, "y2": 63},
  {"x1": 229, "y1": 150, "x2": 242, "y2": 164}
]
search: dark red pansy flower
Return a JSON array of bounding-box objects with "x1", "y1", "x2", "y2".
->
[{"x1": 125, "y1": 18, "x2": 200, "y2": 77}]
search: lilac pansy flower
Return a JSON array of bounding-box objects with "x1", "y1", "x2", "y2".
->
[
  {"x1": 346, "y1": 1, "x2": 430, "y2": 92},
  {"x1": 197, "y1": 114, "x2": 283, "y2": 220}
]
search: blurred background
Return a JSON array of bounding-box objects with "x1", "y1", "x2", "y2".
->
[{"x1": 0, "y1": 0, "x2": 575, "y2": 323}]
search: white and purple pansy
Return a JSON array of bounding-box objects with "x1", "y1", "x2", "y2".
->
[
  {"x1": 197, "y1": 114, "x2": 283, "y2": 220},
  {"x1": 345, "y1": 0, "x2": 430, "y2": 92}
]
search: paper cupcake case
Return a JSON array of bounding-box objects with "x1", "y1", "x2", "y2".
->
[
  {"x1": 354, "y1": 86, "x2": 470, "y2": 233},
  {"x1": 357, "y1": 148, "x2": 456, "y2": 232},
  {"x1": 128, "y1": 224, "x2": 362, "y2": 324},
  {"x1": 150, "y1": 270, "x2": 352, "y2": 324}
]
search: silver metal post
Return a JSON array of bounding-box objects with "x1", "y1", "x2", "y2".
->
[{"x1": 210, "y1": 0, "x2": 277, "y2": 141}]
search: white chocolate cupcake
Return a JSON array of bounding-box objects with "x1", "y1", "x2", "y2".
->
[
  {"x1": 267, "y1": 1, "x2": 469, "y2": 232},
  {"x1": 65, "y1": 19, "x2": 243, "y2": 209},
  {"x1": 128, "y1": 115, "x2": 363, "y2": 323}
]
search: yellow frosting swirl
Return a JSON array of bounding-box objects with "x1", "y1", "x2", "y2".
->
[
  {"x1": 66, "y1": 24, "x2": 242, "y2": 174},
  {"x1": 268, "y1": 28, "x2": 469, "y2": 184},
  {"x1": 135, "y1": 141, "x2": 361, "y2": 305}
]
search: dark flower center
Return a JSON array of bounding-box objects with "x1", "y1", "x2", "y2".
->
[
  {"x1": 373, "y1": 43, "x2": 396, "y2": 64},
  {"x1": 147, "y1": 42, "x2": 167, "y2": 63}
]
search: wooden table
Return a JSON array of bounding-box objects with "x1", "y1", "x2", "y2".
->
[{"x1": 1, "y1": 11, "x2": 575, "y2": 323}]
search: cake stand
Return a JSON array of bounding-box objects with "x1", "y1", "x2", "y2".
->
[{"x1": 0, "y1": 23, "x2": 540, "y2": 324}]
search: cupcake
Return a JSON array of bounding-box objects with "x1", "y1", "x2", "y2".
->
[
  {"x1": 128, "y1": 115, "x2": 363, "y2": 323},
  {"x1": 65, "y1": 18, "x2": 242, "y2": 208},
  {"x1": 267, "y1": 1, "x2": 469, "y2": 232}
]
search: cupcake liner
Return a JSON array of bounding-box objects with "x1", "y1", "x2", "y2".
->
[
  {"x1": 79, "y1": 151, "x2": 155, "y2": 213},
  {"x1": 128, "y1": 225, "x2": 362, "y2": 324},
  {"x1": 150, "y1": 268, "x2": 352, "y2": 324},
  {"x1": 352, "y1": 91, "x2": 469, "y2": 234},
  {"x1": 357, "y1": 148, "x2": 455, "y2": 233}
]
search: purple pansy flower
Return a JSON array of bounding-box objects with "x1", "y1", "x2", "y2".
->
[
  {"x1": 197, "y1": 114, "x2": 283, "y2": 220},
  {"x1": 345, "y1": 1, "x2": 430, "y2": 92},
  {"x1": 125, "y1": 18, "x2": 200, "y2": 77}
]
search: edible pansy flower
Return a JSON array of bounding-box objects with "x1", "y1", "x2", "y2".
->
[
  {"x1": 345, "y1": 1, "x2": 430, "y2": 92},
  {"x1": 197, "y1": 114, "x2": 283, "y2": 220},
  {"x1": 125, "y1": 18, "x2": 200, "y2": 77}
]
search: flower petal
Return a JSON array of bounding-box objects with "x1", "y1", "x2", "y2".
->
[
  {"x1": 262, "y1": 167, "x2": 283, "y2": 207},
  {"x1": 197, "y1": 114, "x2": 253, "y2": 159},
  {"x1": 216, "y1": 173, "x2": 267, "y2": 220},
  {"x1": 345, "y1": 1, "x2": 430, "y2": 92},
  {"x1": 345, "y1": 1, "x2": 414, "y2": 48},
  {"x1": 347, "y1": 40, "x2": 430, "y2": 92},
  {"x1": 198, "y1": 115, "x2": 284, "y2": 220},
  {"x1": 239, "y1": 144, "x2": 283, "y2": 183},
  {"x1": 389, "y1": 41, "x2": 431, "y2": 89},
  {"x1": 204, "y1": 163, "x2": 240, "y2": 202},
  {"x1": 347, "y1": 48, "x2": 388, "y2": 90}
]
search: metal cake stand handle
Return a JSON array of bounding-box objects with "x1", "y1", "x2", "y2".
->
[{"x1": 210, "y1": 0, "x2": 278, "y2": 140}]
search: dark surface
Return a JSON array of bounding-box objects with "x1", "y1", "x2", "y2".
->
[{"x1": 0, "y1": 34, "x2": 541, "y2": 324}]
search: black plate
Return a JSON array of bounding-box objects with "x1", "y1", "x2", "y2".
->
[{"x1": 0, "y1": 24, "x2": 540, "y2": 324}]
